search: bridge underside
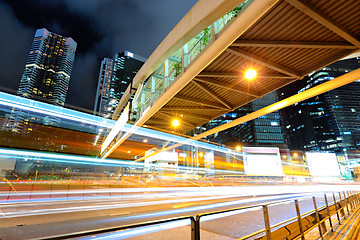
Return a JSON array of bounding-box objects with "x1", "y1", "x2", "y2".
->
[{"x1": 143, "y1": 0, "x2": 360, "y2": 134}]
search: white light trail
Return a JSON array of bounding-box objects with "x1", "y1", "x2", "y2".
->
[{"x1": 84, "y1": 219, "x2": 191, "y2": 240}]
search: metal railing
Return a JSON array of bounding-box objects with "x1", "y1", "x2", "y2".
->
[{"x1": 39, "y1": 190, "x2": 360, "y2": 240}]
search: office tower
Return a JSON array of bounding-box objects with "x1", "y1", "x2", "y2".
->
[
  {"x1": 93, "y1": 58, "x2": 114, "y2": 118},
  {"x1": 205, "y1": 91, "x2": 285, "y2": 148},
  {"x1": 109, "y1": 51, "x2": 146, "y2": 117},
  {"x1": 10, "y1": 28, "x2": 77, "y2": 132},
  {"x1": 94, "y1": 51, "x2": 146, "y2": 119},
  {"x1": 17, "y1": 28, "x2": 76, "y2": 106},
  {"x1": 280, "y1": 58, "x2": 360, "y2": 152}
]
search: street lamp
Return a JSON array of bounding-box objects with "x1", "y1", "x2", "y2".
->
[
  {"x1": 172, "y1": 119, "x2": 180, "y2": 127},
  {"x1": 236, "y1": 145, "x2": 242, "y2": 151},
  {"x1": 245, "y1": 69, "x2": 257, "y2": 80}
]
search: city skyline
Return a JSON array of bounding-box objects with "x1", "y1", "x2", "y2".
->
[
  {"x1": 0, "y1": 0, "x2": 197, "y2": 111},
  {"x1": 0, "y1": 0, "x2": 360, "y2": 153},
  {"x1": 0, "y1": 1, "x2": 360, "y2": 238}
]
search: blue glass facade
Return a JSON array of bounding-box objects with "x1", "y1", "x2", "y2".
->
[
  {"x1": 18, "y1": 28, "x2": 77, "y2": 106},
  {"x1": 95, "y1": 51, "x2": 145, "y2": 119},
  {"x1": 280, "y1": 58, "x2": 360, "y2": 151},
  {"x1": 204, "y1": 92, "x2": 285, "y2": 148},
  {"x1": 10, "y1": 28, "x2": 77, "y2": 133}
]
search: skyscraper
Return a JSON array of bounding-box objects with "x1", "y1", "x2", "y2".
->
[
  {"x1": 17, "y1": 28, "x2": 77, "y2": 106},
  {"x1": 9, "y1": 28, "x2": 76, "y2": 133},
  {"x1": 280, "y1": 58, "x2": 360, "y2": 152},
  {"x1": 93, "y1": 58, "x2": 114, "y2": 118},
  {"x1": 205, "y1": 91, "x2": 285, "y2": 148},
  {"x1": 94, "y1": 51, "x2": 146, "y2": 118}
]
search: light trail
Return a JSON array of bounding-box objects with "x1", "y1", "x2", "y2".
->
[
  {"x1": 80, "y1": 219, "x2": 191, "y2": 240},
  {"x1": 0, "y1": 192, "x2": 315, "y2": 220},
  {"x1": 0, "y1": 185, "x2": 356, "y2": 218},
  {"x1": 0, "y1": 92, "x2": 115, "y2": 129},
  {"x1": 0, "y1": 192, "x2": 290, "y2": 218},
  {"x1": 0, "y1": 148, "x2": 245, "y2": 175},
  {"x1": 75, "y1": 193, "x2": 321, "y2": 240},
  {"x1": 0, "y1": 91, "x2": 244, "y2": 157}
]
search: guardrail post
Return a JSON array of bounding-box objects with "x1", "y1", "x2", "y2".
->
[
  {"x1": 263, "y1": 205, "x2": 272, "y2": 240},
  {"x1": 30, "y1": 183, "x2": 34, "y2": 201},
  {"x1": 355, "y1": 191, "x2": 360, "y2": 206},
  {"x1": 347, "y1": 191, "x2": 352, "y2": 210},
  {"x1": 313, "y1": 197, "x2": 323, "y2": 239},
  {"x1": 66, "y1": 184, "x2": 70, "y2": 199},
  {"x1": 333, "y1": 193, "x2": 341, "y2": 224},
  {"x1": 324, "y1": 194, "x2": 333, "y2": 232},
  {"x1": 294, "y1": 200, "x2": 305, "y2": 240},
  {"x1": 352, "y1": 191, "x2": 357, "y2": 207},
  {"x1": 353, "y1": 191, "x2": 357, "y2": 206},
  {"x1": 343, "y1": 192, "x2": 351, "y2": 215},
  {"x1": 191, "y1": 216, "x2": 200, "y2": 240},
  {"x1": 348, "y1": 191, "x2": 354, "y2": 210},
  {"x1": 49, "y1": 183, "x2": 53, "y2": 199},
  {"x1": 338, "y1": 192, "x2": 346, "y2": 219},
  {"x1": 6, "y1": 185, "x2": 11, "y2": 202}
]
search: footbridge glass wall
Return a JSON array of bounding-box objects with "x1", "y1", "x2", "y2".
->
[{"x1": 130, "y1": 2, "x2": 246, "y2": 123}]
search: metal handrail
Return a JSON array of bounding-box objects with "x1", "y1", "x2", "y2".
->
[
  {"x1": 39, "y1": 216, "x2": 194, "y2": 240},
  {"x1": 38, "y1": 191, "x2": 360, "y2": 240}
]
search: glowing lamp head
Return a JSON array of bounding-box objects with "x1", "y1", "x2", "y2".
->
[
  {"x1": 199, "y1": 152, "x2": 204, "y2": 158},
  {"x1": 172, "y1": 119, "x2": 180, "y2": 127},
  {"x1": 293, "y1": 153, "x2": 298, "y2": 157},
  {"x1": 142, "y1": 139, "x2": 148, "y2": 143},
  {"x1": 236, "y1": 146, "x2": 242, "y2": 151},
  {"x1": 245, "y1": 69, "x2": 257, "y2": 80}
]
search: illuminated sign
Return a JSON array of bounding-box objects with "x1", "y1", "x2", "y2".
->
[
  {"x1": 243, "y1": 147, "x2": 283, "y2": 176},
  {"x1": 204, "y1": 151, "x2": 214, "y2": 175},
  {"x1": 306, "y1": 152, "x2": 341, "y2": 177}
]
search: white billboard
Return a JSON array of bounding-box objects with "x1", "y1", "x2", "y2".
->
[
  {"x1": 306, "y1": 152, "x2": 341, "y2": 177},
  {"x1": 243, "y1": 147, "x2": 284, "y2": 176},
  {"x1": 204, "y1": 151, "x2": 214, "y2": 175}
]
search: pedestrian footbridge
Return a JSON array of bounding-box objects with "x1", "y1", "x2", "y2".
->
[{"x1": 101, "y1": 0, "x2": 360, "y2": 158}]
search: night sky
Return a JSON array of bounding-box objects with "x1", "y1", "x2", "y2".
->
[{"x1": 0, "y1": 0, "x2": 197, "y2": 112}]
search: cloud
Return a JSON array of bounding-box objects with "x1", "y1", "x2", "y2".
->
[{"x1": 0, "y1": 2, "x2": 34, "y2": 91}]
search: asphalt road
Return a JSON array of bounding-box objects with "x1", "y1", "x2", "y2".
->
[{"x1": 0, "y1": 184, "x2": 359, "y2": 239}]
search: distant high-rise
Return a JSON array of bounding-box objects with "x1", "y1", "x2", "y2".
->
[
  {"x1": 205, "y1": 91, "x2": 285, "y2": 148},
  {"x1": 17, "y1": 28, "x2": 77, "y2": 106},
  {"x1": 280, "y1": 58, "x2": 360, "y2": 151},
  {"x1": 94, "y1": 51, "x2": 146, "y2": 118},
  {"x1": 9, "y1": 28, "x2": 76, "y2": 133},
  {"x1": 93, "y1": 58, "x2": 114, "y2": 118}
]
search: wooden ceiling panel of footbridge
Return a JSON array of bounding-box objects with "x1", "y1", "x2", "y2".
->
[{"x1": 143, "y1": 0, "x2": 360, "y2": 134}]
